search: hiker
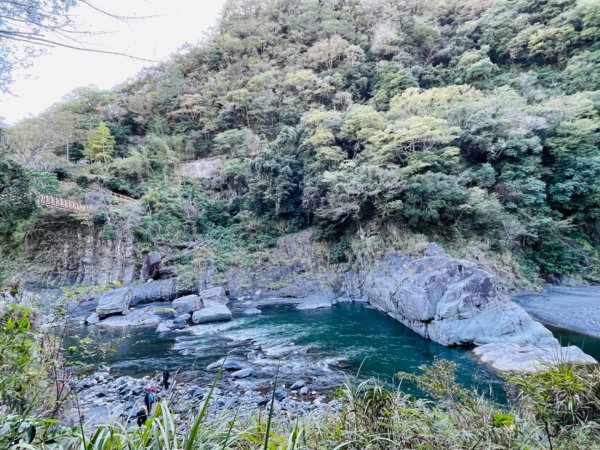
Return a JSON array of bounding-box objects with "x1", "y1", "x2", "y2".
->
[
  {"x1": 144, "y1": 386, "x2": 155, "y2": 414},
  {"x1": 162, "y1": 365, "x2": 170, "y2": 389},
  {"x1": 136, "y1": 405, "x2": 148, "y2": 427}
]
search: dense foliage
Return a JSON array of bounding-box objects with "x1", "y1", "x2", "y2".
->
[{"x1": 2, "y1": 0, "x2": 600, "y2": 281}]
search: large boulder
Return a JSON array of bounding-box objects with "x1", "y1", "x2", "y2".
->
[
  {"x1": 172, "y1": 294, "x2": 201, "y2": 316},
  {"x1": 199, "y1": 287, "x2": 229, "y2": 307},
  {"x1": 95, "y1": 278, "x2": 187, "y2": 316},
  {"x1": 130, "y1": 278, "x2": 181, "y2": 306},
  {"x1": 173, "y1": 313, "x2": 191, "y2": 328},
  {"x1": 192, "y1": 305, "x2": 232, "y2": 324},
  {"x1": 295, "y1": 288, "x2": 335, "y2": 310},
  {"x1": 255, "y1": 278, "x2": 335, "y2": 310},
  {"x1": 140, "y1": 251, "x2": 162, "y2": 281},
  {"x1": 96, "y1": 288, "x2": 131, "y2": 318},
  {"x1": 363, "y1": 244, "x2": 595, "y2": 371},
  {"x1": 474, "y1": 343, "x2": 597, "y2": 372},
  {"x1": 99, "y1": 305, "x2": 172, "y2": 327}
]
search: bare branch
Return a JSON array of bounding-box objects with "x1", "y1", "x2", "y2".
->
[{"x1": 0, "y1": 30, "x2": 158, "y2": 63}]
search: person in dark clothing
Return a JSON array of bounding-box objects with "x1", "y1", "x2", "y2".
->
[
  {"x1": 136, "y1": 405, "x2": 147, "y2": 427},
  {"x1": 162, "y1": 365, "x2": 170, "y2": 389},
  {"x1": 144, "y1": 386, "x2": 155, "y2": 415}
]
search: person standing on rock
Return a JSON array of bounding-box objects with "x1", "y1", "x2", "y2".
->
[
  {"x1": 162, "y1": 365, "x2": 170, "y2": 389},
  {"x1": 144, "y1": 386, "x2": 155, "y2": 415},
  {"x1": 136, "y1": 405, "x2": 148, "y2": 427}
]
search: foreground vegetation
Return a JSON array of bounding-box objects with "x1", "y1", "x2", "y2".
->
[
  {"x1": 3, "y1": 362, "x2": 600, "y2": 449},
  {"x1": 2, "y1": 0, "x2": 600, "y2": 287}
]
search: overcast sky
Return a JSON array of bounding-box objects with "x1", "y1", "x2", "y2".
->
[{"x1": 0, "y1": 0, "x2": 227, "y2": 125}]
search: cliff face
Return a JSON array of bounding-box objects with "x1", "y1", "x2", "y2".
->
[{"x1": 22, "y1": 226, "x2": 136, "y2": 288}]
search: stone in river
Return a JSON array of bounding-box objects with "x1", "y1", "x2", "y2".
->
[
  {"x1": 473, "y1": 342, "x2": 597, "y2": 372},
  {"x1": 172, "y1": 295, "x2": 201, "y2": 316},
  {"x1": 192, "y1": 305, "x2": 232, "y2": 324},
  {"x1": 96, "y1": 288, "x2": 131, "y2": 317},
  {"x1": 199, "y1": 286, "x2": 229, "y2": 307},
  {"x1": 173, "y1": 313, "x2": 191, "y2": 328},
  {"x1": 242, "y1": 307, "x2": 262, "y2": 316}
]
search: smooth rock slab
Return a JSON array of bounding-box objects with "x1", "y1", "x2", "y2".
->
[
  {"x1": 474, "y1": 342, "x2": 597, "y2": 372},
  {"x1": 173, "y1": 313, "x2": 191, "y2": 328},
  {"x1": 363, "y1": 244, "x2": 596, "y2": 371},
  {"x1": 96, "y1": 289, "x2": 131, "y2": 317},
  {"x1": 199, "y1": 287, "x2": 229, "y2": 307},
  {"x1": 100, "y1": 305, "x2": 172, "y2": 328},
  {"x1": 172, "y1": 295, "x2": 201, "y2": 316},
  {"x1": 295, "y1": 294, "x2": 333, "y2": 310},
  {"x1": 192, "y1": 305, "x2": 232, "y2": 324}
]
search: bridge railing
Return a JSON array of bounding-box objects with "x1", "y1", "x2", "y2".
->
[{"x1": 36, "y1": 194, "x2": 91, "y2": 212}]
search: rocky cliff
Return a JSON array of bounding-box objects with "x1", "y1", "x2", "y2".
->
[{"x1": 20, "y1": 225, "x2": 136, "y2": 288}]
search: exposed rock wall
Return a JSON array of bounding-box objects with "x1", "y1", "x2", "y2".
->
[
  {"x1": 361, "y1": 244, "x2": 595, "y2": 371},
  {"x1": 23, "y1": 227, "x2": 136, "y2": 288}
]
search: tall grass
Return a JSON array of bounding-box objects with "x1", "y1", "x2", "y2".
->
[{"x1": 6, "y1": 361, "x2": 600, "y2": 449}]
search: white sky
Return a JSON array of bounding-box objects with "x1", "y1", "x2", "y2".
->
[{"x1": 0, "y1": 0, "x2": 227, "y2": 125}]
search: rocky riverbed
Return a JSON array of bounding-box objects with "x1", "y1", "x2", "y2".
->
[{"x1": 67, "y1": 361, "x2": 342, "y2": 428}]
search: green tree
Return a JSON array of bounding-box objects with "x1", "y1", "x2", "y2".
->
[{"x1": 83, "y1": 121, "x2": 116, "y2": 164}]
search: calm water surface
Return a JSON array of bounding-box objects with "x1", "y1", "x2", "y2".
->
[{"x1": 68, "y1": 303, "x2": 506, "y2": 396}]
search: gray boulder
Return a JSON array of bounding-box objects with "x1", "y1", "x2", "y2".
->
[
  {"x1": 363, "y1": 244, "x2": 595, "y2": 371},
  {"x1": 474, "y1": 342, "x2": 597, "y2": 372},
  {"x1": 157, "y1": 266, "x2": 178, "y2": 279},
  {"x1": 96, "y1": 288, "x2": 131, "y2": 317},
  {"x1": 172, "y1": 295, "x2": 201, "y2": 316},
  {"x1": 85, "y1": 313, "x2": 101, "y2": 325},
  {"x1": 100, "y1": 305, "x2": 171, "y2": 327},
  {"x1": 140, "y1": 251, "x2": 162, "y2": 281},
  {"x1": 199, "y1": 287, "x2": 229, "y2": 307},
  {"x1": 192, "y1": 305, "x2": 232, "y2": 324},
  {"x1": 130, "y1": 278, "x2": 181, "y2": 306},
  {"x1": 173, "y1": 313, "x2": 191, "y2": 328},
  {"x1": 95, "y1": 279, "x2": 185, "y2": 314},
  {"x1": 242, "y1": 307, "x2": 262, "y2": 316},
  {"x1": 156, "y1": 321, "x2": 173, "y2": 333},
  {"x1": 295, "y1": 290, "x2": 335, "y2": 310}
]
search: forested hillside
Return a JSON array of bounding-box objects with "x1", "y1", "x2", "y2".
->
[{"x1": 2, "y1": 0, "x2": 600, "y2": 285}]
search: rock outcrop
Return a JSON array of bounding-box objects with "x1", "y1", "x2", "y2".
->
[
  {"x1": 99, "y1": 304, "x2": 173, "y2": 328},
  {"x1": 192, "y1": 305, "x2": 232, "y2": 324},
  {"x1": 96, "y1": 289, "x2": 131, "y2": 318},
  {"x1": 94, "y1": 278, "x2": 183, "y2": 316},
  {"x1": 362, "y1": 244, "x2": 596, "y2": 370},
  {"x1": 473, "y1": 342, "x2": 596, "y2": 372},
  {"x1": 140, "y1": 251, "x2": 162, "y2": 281},
  {"x1": 199, "y1": 287, "x2": 229, "y2": 306},
  {"x1": 172, "y1": 294, "x2": 201, "y2": 316}
]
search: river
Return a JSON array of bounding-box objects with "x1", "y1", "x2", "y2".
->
[{"x1": 67, "y1": 291, "x2": 600, "y2": 402}]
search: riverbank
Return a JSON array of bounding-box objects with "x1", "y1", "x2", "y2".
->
[
  {"x1": 513, "y1": 286, "x2": 600, "y2": 339},
  {"x1": 64, "y1": 365, "x2": 340, "y2": 428}
]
